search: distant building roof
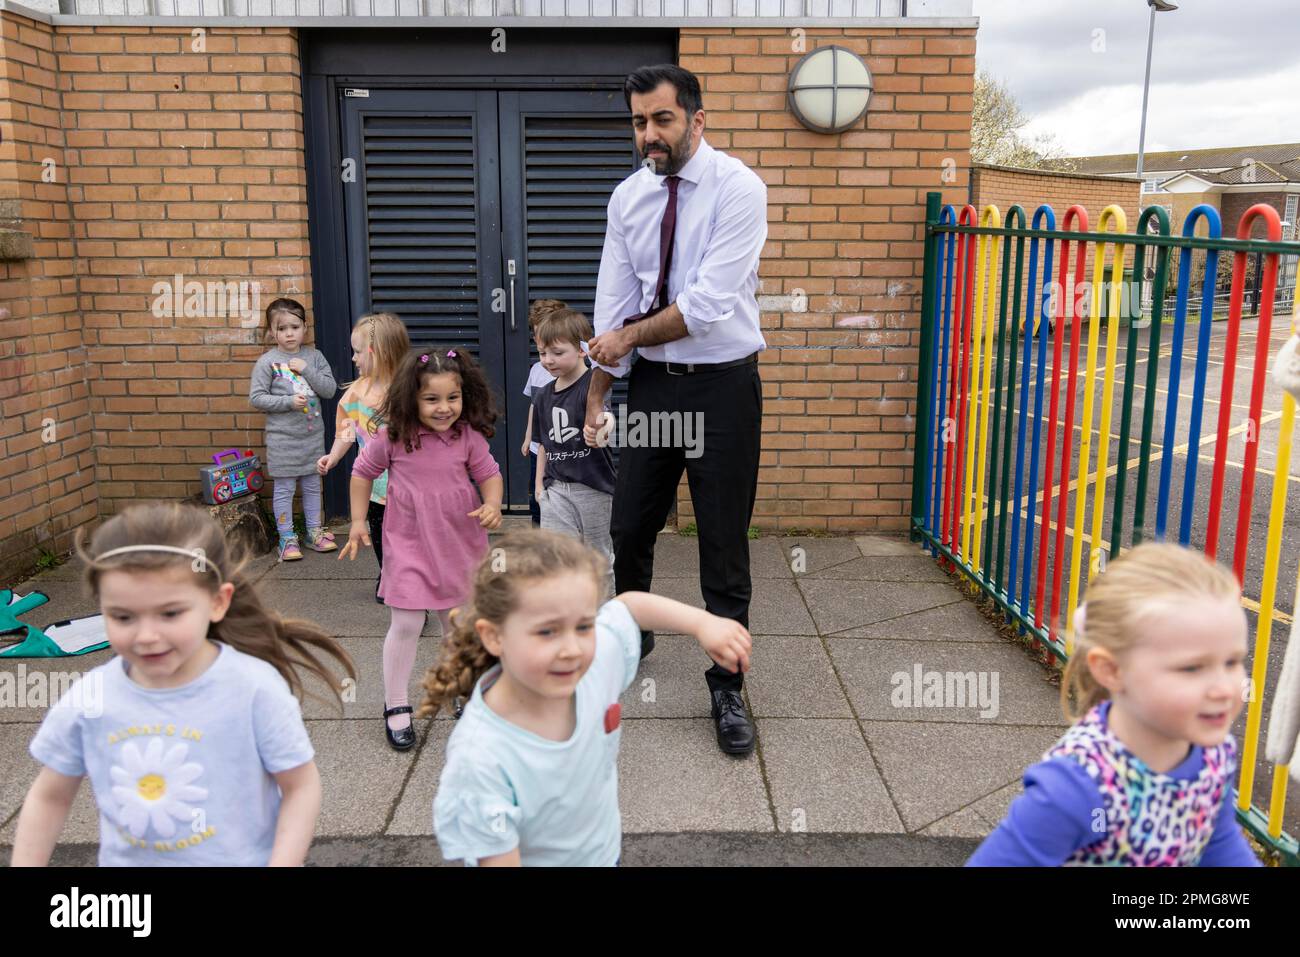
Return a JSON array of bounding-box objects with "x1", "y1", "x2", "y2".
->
[
  {"x1": 1162, "y1": 159, "x2": 1300, "y2": 188},
  {"x1": 1062, "y1": 143, "x2": 1300, "y2": 176}
]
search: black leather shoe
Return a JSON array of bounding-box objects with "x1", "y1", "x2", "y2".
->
[
  {"x1": 383, "y1": 705, "x2": 416, "y2": 751},
  {"x1": 640, "y1": 630, "x2": 655, "y2": 660},
  {"x1": 710, "y1": 690, "x2": 755, "y2": 755},
  {"x1": 375, "y1": 578, "x2": 384, "y2": 604}
]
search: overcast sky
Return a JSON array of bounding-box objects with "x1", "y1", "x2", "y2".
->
[{"x1": 973, "y1": 0, "x2": 1300, "y2": 159}]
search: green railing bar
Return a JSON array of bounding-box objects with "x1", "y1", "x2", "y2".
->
[
  {"x1": 932, "y1": 224, "x2": 1300, "y2": 257},
  {"x1": 990, "y1": 207, "x2": 1026, "y2": 593},
  {"x1": 1129, "y1": 240, "x2": 1172, "y2": 546},
  {"x1": 910, "y1": 192, "x2": 943, "y2": 542},
  {"x1": 1115, "y1": 207, "x2": 1172, "y2": 550},
  {"x1": 1236, "y1": 802, "x2": 1300, "y2": 866}
]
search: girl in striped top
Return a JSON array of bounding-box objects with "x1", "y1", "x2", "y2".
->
[{"x1": 317, "y1": 312, "x2": 410, "y2": 603}]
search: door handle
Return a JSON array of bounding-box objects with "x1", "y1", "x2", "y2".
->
[{"x1": 507, "y1": 258, "x2": 517, "y2": 332}]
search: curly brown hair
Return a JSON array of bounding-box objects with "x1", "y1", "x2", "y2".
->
[
  {"x1": 76, "y1": 502, "x2": 356, "y2": 706},
  {"x1": 417, "y1": 528, "x2": 607, "y2": 718},
  {"x1": 527, "y1": 298, "x2": 568, "y2": 330},
  {"x1": 376, "y1": 346, "x2": 499, "y2": 453}
]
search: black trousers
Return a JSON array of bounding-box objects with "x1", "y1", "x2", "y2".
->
[
  {"x1": 367, "y1": 499, "x2": 385, "y2": 569},
  {"x1": 610, "y1": 356, "x2": 762, "y2": 694},
  {"x1": 528, "y1": 451, "x2": 542, "y2": 525}
]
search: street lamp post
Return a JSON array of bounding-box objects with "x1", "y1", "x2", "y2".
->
[{"x1": 1136, "y1": 0, "x2": 1178, "y2": 184}]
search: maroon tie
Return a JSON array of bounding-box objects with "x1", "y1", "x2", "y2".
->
[{"x1": 624, "y1": 174, "x2": 680, "y2": 325}]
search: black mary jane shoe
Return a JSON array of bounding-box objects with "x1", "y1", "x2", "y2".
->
[
  {"x1": 639, "y1": 629, "x2": 655, "y2": 661},
  {"x1": 383, "y1": 705, "x2": 417, "y2": 751}
]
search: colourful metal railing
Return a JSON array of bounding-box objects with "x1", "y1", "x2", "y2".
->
[{"x1": 910, "y1": 191, "x2": 1300, "y2": 864}]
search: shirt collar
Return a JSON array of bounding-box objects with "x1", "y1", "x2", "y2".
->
[
  {"x1": 661, "y1": 135, "x2": 712, "y2": 186},
  {"x1": 417, "y1": 423, "x2": 461, "y2": 445}
]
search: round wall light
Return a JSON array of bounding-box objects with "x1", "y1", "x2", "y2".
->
[{"x1": 787, "y1": 45, "x2": 874, "y2": 135}]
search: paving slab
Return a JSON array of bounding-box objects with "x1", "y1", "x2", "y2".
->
[
  {"x1": 385, "y1": 721, "x2": 455, "y2": 837},
  {"x1": 799, "y1": 578, "x2": 965, "y2": 635},
  {"x1": 650, "y1": 575, "x2": 818, "y2": 636},
  {"x1": 769, "y1": 536, "x2": 863, "y2": 575},
  {"x1": 0, "y1": 726, "x2": 102, "y2": 844},
  {"x1": 0, "y1": 649, "x2": 115, "y2": 723},
  {"x1": 643, "y1": 533, "x2": 702, "y2": 578},
  {"x1": 758, "y1": 718, "x2": 903, "y2": 834},
  {"x1": 256, "y1": 578, "x2": 446, "y2": 638},
  {"x1": 623, "y1": 635, "x2": 716, "y2": 719},
  {"x1": 860, "y1": 720, "x2": 1062, "y2": 832},
  {"x1": 308, "y1": 718, "x2": 426, "y2": 837},
  {"x1": 11, "y1": 560, "x2": 84, "y2": 583},
  {"x1": 801, "y1": 555, "x2": 951, "y2": 583},
  {"x1": 838, "y1": 599, "x2": 1001, "y2": 643},
  {"x1": 747, "y1": 537, "x2": 797, "y2": 579},
  {"x1": 271, "y1": 550, "x2": 381, "y2": 580},
  {"x1": 854, "y1": 535, "x2": 929, "y2": 558},
  {"x1": 618, "y1": 719, "x2": 773, "y2": 833},
  {"x1": 828, "y1": 638, "x2": 1065, "y2": 726},
  {"x1": 744, "y1": 636, "x2": 852, "y2": 718},
  {"x1": 918, "y1": 781, "x2": 1023, "y2": 839}
]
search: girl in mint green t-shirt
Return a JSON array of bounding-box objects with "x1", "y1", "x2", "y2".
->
[{"x1": 420, "y1": 528, "x2": 752, "y2": 867}]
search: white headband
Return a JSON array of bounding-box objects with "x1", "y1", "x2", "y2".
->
[{"x1": 94, "y1": 545, "x2": 225, "y2": 583}]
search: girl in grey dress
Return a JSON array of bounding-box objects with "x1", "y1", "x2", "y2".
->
[{"x1": 248, "y1": 298, "x2": 338, "y2": 561}]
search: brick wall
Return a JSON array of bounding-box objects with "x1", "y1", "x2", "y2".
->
[
  {"x1": 971, "y1": 163, "x2": 1142, "y2": 231},
  {"x1": 1168, "y1": 188, "x2": 1218, "y2": 235},
  {"x1": 678, "y1": 26, "x2": 974, "y2": 532},
  {"x1": 1221, "y1": 189, "x2": 1292, "y2": 237},
  {"x1": 971, "y1": 162, "x2": 1142, "y2": 269},
  {"x1": 58, "y1": 24, "x2": 311, "y2": 523},
  {"x1": 0, "y1": 11, "x2": 95, "y2": 585}
]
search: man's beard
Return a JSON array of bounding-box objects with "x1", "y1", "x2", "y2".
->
[{"x1": 644, "y1": 129, "x2": 690, "y2": 175}]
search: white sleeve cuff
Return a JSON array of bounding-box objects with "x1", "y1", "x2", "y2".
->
[{"x1": 676, "y1": 291, "x2": 731, "y2": 339}]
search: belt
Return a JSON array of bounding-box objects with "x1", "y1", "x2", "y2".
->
[{"x1": 642, "y1": 352, "x2": 758, "y2": 376}]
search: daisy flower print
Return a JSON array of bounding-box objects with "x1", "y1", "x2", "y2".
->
[{"x1": 110, "y1": 737, "x2": 209, "y2": 840}]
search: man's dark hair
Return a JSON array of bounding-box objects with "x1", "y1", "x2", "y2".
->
[{"x1": 624, "y1": 64, "x2": 703, "y2": 117}]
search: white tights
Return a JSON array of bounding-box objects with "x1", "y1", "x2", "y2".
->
[{"x1": 383, "y1": 607, "x2": 454, "y2": 731}]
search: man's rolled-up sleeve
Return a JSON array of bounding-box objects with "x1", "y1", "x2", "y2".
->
[
  {"x1": 675, "y1": 174, "x2": 767, "y2": 339},
  {"x1": 592, "y1": 189, "x2": 641, "y2": 379}
]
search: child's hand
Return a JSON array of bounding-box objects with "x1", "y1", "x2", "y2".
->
[
  {"x1": 292, "y1": 394, "x2": 309, "y2": 410},
  {"x1": 520, "y1": 439, "x2": 530, "y2": 458},
  {"x1": 315, "y1": 455, "x2": 331, "y2": 476},
  {"x1": 696, "y1": 615, "x2": 752, "y2": 674},
  {"x1": 468, "y1": 503, "x2": 502, "y2": 530},
  {"x1": 337, "y1": 522, "x2": 371, "y2": 560},
  {"x1": 288, "y1": 357, "x2": 307, "y2": 373}
]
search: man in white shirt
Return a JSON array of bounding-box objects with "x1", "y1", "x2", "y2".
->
[{"x1": 584, "y1": 64, "x2": 767, "y2": 755}]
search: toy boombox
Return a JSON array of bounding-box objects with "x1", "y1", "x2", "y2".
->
[{"x1": 200, "y1": 449, "x2": 265, "y2": 505}]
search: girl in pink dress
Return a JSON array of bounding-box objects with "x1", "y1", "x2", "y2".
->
[{"x1": 338, "y1": 347, "x2": 504, "y2": 751}]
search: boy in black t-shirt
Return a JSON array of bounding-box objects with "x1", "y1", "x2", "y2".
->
[{"x1": 531, "y1": 304, "x2": 617, "y2": 597}]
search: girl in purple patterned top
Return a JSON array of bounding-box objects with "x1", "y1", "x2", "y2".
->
[{"x1": 969, "y1": 543, "x2": 1260, "y2": 866}]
